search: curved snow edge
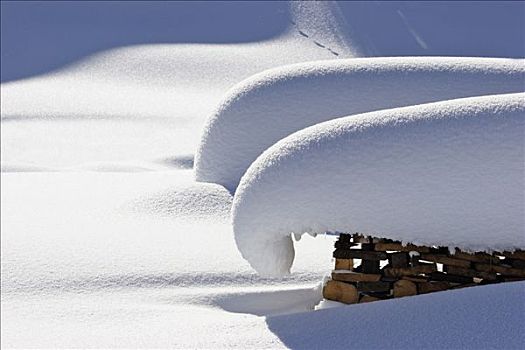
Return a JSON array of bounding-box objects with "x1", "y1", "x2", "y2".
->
[
  {"x1": 195, "y1": 57, "x2": 525, "y2": 191},
  {"x1": 232, "y1": 93, "x2": 525, "y2": 277}
]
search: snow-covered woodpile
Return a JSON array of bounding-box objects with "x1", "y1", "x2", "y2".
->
[{"x1": 323, "y1": 233, "x2": 525, "y2": 304}]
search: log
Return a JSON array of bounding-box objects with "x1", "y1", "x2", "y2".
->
[
  {"x1": 501, "y1": 276, "x2": 525, "y2": 282},
  {"x1": 338, "y1": 233, "x2": 352, "y2": 243},
  {"x1": 352, "y1": 234, "x2": 367, "y2": 243},
  {"x1": 410, "y1": 254, "x2": 420, "y2": 267},
  {"x1": 452, "y1": 250, "x2": 500, "y2": 264},
  {"x1": 332, "y1": 271, "x2": 381, "y2": 282},
  {"x1": 334, "y1": 240, "x2": 357, "y2": 249},
  {"x1": 393, "y1": 280, "x2": 417, "y2": 298},
  {"x1": 430, "y1": 246, "x2": 451, "y2": 254},
  {"x1": 335, "y1": 258, "x2": 353, "y2": 271},
  {"x1": 420, "y1": 254, "x2": 471, "y2": 268},
  {"x1": 417, "y1": 281, "x2": 450, "y2": 294},
  {"x1": 357, "y1": 281, "x2": 391, "y2": 293},
  {"x1": 380, "y1": 276, "x2": 398, "y2": 283},
  {"x1": 500, "y1": 250, "x2": 525, "y2": 261},
  {"x1": 429, "y1": 271, "x2": 473, "y2": 284},
  {"x1": 333, "y1": 249, "x2": 387, "y2": 260},
  {"x1": 352, "y1": 235, "x2": 385, "y2": 244},
  {"x1": 362, "y1": 260, "x2": 381, "y2": 274},
  {"x1": 374, "y1": 243, "x2": 430, "y2": 253},
  {"x1": 444, "y1": 265, "x2": 497, "y2": 281},
  {"x1": 475, "y1": 263, "x2": 525, "y2": 277},
  {"x1": 361, "y1": 242, "x2": 377, "y2": 250},
  {"x1": 323, "y1": 280, "x2": 359, "y2": 304},
  {"x1": 383, "y1": 264, "x2": 437, "y2": 278},
  {"x1": 334, "y1": 234, "x2": 356, "y2": 249},
  {"x1": 505, "y1": 258, "x2": 525, "y2": 269},
  {"x1": 359, "y1": 295, "x2": 381, "y2": 303},
  {"x1": 389, "y1": 252, "x2": 409, "y2": 268},
  {"x1": 402, "y1": 276, "x2": 429, "y2": 283},
  {"x1": 449, "y1": 283, "x2": 477, "y2": 290}
]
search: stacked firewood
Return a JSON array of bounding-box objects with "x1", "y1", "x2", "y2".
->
[{"x1": 323, "y1": 233, "x2": 525, "y2": 304}]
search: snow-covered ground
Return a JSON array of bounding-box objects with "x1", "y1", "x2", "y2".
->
[{"x1": 2, "y1": 1, "x2": 524, "y2": 348}]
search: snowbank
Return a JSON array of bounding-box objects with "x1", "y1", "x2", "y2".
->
[
  {"x1": 232, "y1": 93, "x2": 525, "y2": 277},
  {"x1": 195, "y1": 57, "x2": 525, "y2": 191},
  {"x1": 267, "y1": 281, "x2": 525, "y2": 349}
]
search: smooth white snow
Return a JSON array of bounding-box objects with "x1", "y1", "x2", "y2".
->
[
  {"x1": 3, "y1": 1, "x2": 525, "y2": 348},
  {"x1": 195, "y1": 57, "x2": 525, "y2": 191},
  {"x1": 1, "y1": 2, "x2": 352, "y2": 171},
  {"x1": 268, "y1": 281, "x2": 525, "y2": 349},
  {"x1": 1, "y1": 171, "x2": 335, "y2": 348},
  {"x1": 232, "y1": 93, "x2": 525, "y2": 277}
]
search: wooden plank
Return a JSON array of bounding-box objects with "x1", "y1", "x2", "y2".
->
[
  {"x1": 332, "y1": 271, "x2": 381, "y2": 282},
  {"x1": 374, "y1": 243, "x2": 430, "y2": 253},
  {"x1": 417, "y1": 281, "x2": 450, "y2": 294},
  {"x1": 335, "y1": 258, "x2": 353, "y2": 271},
  {"x1": 475, "y1": 263, "x2": 525, "y2": 277},
  {"x1": 389, "y1": 252, "x2": 409, "y2": 268},
  {"x1": 359, "y1": 295, "x2": 381, "y2": 303},
  {"x1": 429, "y1": 271, "x2": 473, "y2": 284},
  {"x1": 444, "y1": 265, "x2": 497, "y2": 281},
  {"x1": 333, "y1": 249, "x2": 387, "y2": 260},
  {"x1": 357, "y1": 281, "x2": 391, "y2": 293},
  {"x1": 393, "y1": 280, "x2": 417, "y2": 298},
  {"x1": 383, "y1": 264, "x2": 437, "y2": 278},
  {"x1": 452, "y1": 250, "x2": 500, "y2": 264},
  {"x1": 322, "y1": 280, "x2": 359, "y2": 304},
  {"x1": 420, "y1": 254, "x2": 471, "y2": 268}
]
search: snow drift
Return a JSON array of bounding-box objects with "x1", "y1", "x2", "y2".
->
[
  {"x1": 232, "y1": 93, "x2": 525, "y2": 277},
  {"x1": 267, "y1": 281, "x2": 525, "y2": 349},
  {"x1": 195, "y1": 57, "x2": 525, "y2": 191}
]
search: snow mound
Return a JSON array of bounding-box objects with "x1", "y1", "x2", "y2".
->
[
  {"x1": 267, "y1": 281, "x2": 525, "y2": 349},
  {"x1": 195, "y1": 57, "x2": 525, "y2": 191},
  {"x1": 232, "y1": 93, "x2": 525, "y2": 276}
]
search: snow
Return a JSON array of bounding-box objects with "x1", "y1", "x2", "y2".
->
[
  {"x1": 2, "y1": 1, "x2": 525, "y2": 348},
  {"x1": 232, "y1": 93, "x2": 525, "y2": 277},
  {"x1": 1, "y1": 1, "x2": 350, "y2": 171},
  {"x1": 1, "y1": 171, "x2": 335, "y2": 348},
  {"x1": 195, "y1": 57, "x2": 525, "y2": 191},
  {"x1": 268, "y1": 281, "x2": 525, "y2": 349}
]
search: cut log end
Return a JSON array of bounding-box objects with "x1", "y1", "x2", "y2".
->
[
  {"x1": 323, "y1": 280, "x2": 359, "y2": 304},
  {"x1": 393, "y1": 280, "x2": 417, "y2": 298}
]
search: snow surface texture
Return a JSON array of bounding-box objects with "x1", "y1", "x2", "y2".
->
[
  {"x1": 1, "y1": 1, "x2": 350, "y2": 171},
  {"x1": 268, "y1": 281, "x2": 525, "y2": 349},
  {"x1": 232, "y1": 93, "x2": 525, "y2": 277},
  {"x1": 195, "y1": 57, "x2": 525, "y2": 191},
  {"x1": 3, "y1": 1, "x2": 525, "y2": 348}
]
